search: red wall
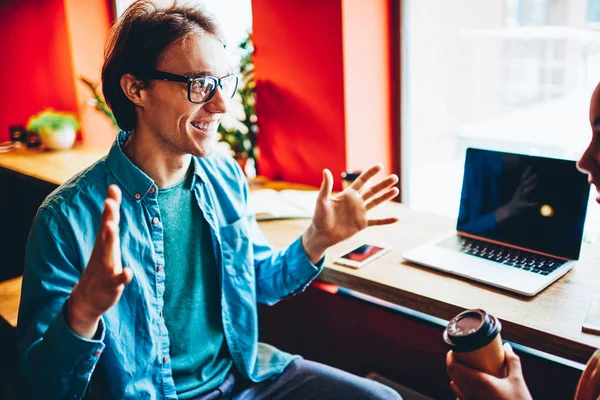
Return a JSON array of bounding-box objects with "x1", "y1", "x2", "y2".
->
[
  {"x1": 0, "y1": 0, "x2": 78, "y2": 143},
  {"x1": 1, "y1": 0, "x2": 394, "y2": 184},
  {"x1": 252, "y1": 0, "x2": 395, "y2": 188},
  {"x1": 252, "y1": 0, "x2": 347, "y2": 188},
  {"x1": 0, "y1": 0, "x2": 115, "y2": 147}
]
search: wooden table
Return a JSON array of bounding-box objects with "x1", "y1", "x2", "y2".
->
[{"x1": 3, "y1": 145, "x2": 600, "y2": 364}]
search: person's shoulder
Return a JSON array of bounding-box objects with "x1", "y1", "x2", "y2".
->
[{"x1": 39, "y1": 157, "x2": 110, "y2": 216}]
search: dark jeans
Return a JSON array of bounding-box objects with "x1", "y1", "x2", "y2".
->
[{"x1": 193, "y1": 359, "x2": 402, "y2": 400}]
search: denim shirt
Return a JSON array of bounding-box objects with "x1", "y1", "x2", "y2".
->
[{"x1": 17, "y1": 131, "x2": 324, "y2": 399}]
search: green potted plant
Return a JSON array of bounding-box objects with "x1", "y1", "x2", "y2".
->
[
  {"x1": 26, "y1": 109, "x2": 80, "y2": 151},
  {"x1": 80, "y1": 77, "x2": 119, "y2": 130},
  {"x1": 218, "y1": 33, "x2": 258, "y2": 176}
]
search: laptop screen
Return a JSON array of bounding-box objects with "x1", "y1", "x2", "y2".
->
[{"x1": 457, "y1": 148, "x2": 590, "y2": 260}]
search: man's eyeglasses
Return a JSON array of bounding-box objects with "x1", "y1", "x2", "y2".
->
[{"x1": 147, "y1": 71, "x2": 239, "y2": 104}]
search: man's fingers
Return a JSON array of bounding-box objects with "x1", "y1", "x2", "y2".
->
[
  {"x1": 100, "y1": 199, "x2": 120, "y2": 243},
  {"x1": 367, "y1": 217, "x2": 398, "y2": 227},
  {"x1": 317, "y1": 169, "x2": 334, "y2": 203},
  {"x1": 110, "y1": 267, "x2": 133, "y2": 286},
  {"x1": 349, "y1": 164, "x2": 383, "y2": 191},
  {"x1": 361, "y1": 174, "x2": 399, "y2": 201},
  {"x1": 365, "y1": 187, "x2": 400, "y2": 210},
  {"x1": 89, "y1": 185, "x2": 124, "y2": 277},
  {"x1": 99, "y1": 186, "x2": 122, "y2": 247},
  {"x1": 100, "y1": 187, "x2": 122, "y2": 227},
  {"x1": 96, "y1": 195, "x2": 123, "y2": 274},
  {"x1": 106, "y1": 197, "x2": 121, "y2": 225},
  {"x1": 100, "y1": 219, "x2": 123, "y2": 273},
  {"x1": 107, "y1": 184, "x2": 122, "y2": 203}
]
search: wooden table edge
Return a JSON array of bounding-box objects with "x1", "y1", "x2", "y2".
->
[{"x1": 318, "y1": 267, "x2": 596, "y2": 364}]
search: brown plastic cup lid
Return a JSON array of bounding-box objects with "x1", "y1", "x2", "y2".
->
[{"x1": 443, "y1": 309, "x2": 502, "y2": 352}]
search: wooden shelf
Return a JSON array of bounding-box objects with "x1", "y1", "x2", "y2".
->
[{"x1": 0, "y1": 144, "x2": 108, "y2": 186}]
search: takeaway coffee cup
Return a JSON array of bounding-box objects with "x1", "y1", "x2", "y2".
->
[
  {"x1": 443, "y1": 309, "x2": 506, "y2": 377},
  {"x1": 575, "y1": 349, "x2": 600, "y2": 400}
]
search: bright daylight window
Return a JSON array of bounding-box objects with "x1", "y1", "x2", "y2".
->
[
  {"x1": 403, "y1": 0, "x2": 600, "y2": 243},
  {"x1": 115, "y1": 0, "x2": 252, "y2": 48}
]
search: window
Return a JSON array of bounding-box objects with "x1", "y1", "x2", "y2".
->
[
  {"x1": 403, "y1": 0, "x2": 600, "y2": 243},
  {"x1": 114, "y1": 0, "x2": 252, "y2": 48}
]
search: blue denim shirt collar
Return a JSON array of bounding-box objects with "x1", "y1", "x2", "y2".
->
[{"x1": 105, "y1": 130, "x2": 208, "y2": 201}]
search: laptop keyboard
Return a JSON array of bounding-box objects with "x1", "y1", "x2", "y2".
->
[{"x1": 439, "y1": 236, "x2": 567, "y2": 276}]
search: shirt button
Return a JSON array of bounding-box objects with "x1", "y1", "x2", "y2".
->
[
  {"x1": 149, "y1": 187, "x2": 156, "y2": 194},
  {"x1": 160, "y1": 311, "x2": 163, "y2": 317},
  {"x1": 157, "y1": 265, "x2": 163, "y2": 271},
  {"x1": 134, "y1": 193, "x2": 141, "y2": 200},
  {"x1": 163, "y1": 356, "x2": 169, "y2": 363},
  {"x1": 152, "y1": 217, "x2": 159, "y2": 224},
  {"x1": 93, "y1": 350, "x2": 102, "y2": 356}
]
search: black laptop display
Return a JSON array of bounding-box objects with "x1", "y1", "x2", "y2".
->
[{"x1": 457, "y1": 148, "x2": 590, "y2": 260}]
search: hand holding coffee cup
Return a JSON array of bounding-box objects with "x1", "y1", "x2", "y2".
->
[{"x1": 444, "y1": 309, "x2": 506, "y2": 377}]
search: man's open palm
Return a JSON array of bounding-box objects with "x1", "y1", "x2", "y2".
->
[
  {"x1": 67, "y1": 184, "x2": 133, "y2": 338},
  {"x1": 311, "y1": 164, "x2": 399, "y2": 247}
]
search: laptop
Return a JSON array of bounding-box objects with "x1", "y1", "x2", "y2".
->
[{"x1": 402, "y1": 148, "x2": 590, "y2": 296}]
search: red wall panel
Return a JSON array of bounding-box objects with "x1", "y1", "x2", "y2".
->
[
  {"x1": 252, "y1": 0, "x2": 347, "y2": 188},
  {"x1": 0, "y1": 0, "x2": 78, "y2": 143}
]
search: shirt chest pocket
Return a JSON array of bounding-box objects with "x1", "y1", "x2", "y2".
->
[{"x1": 219, "y1": 215, "x2": 253, "y2": 278}]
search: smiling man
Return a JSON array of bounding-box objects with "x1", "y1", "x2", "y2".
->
[{"x1": 17, "y1": 1, "x2": 402, "y2": 399}]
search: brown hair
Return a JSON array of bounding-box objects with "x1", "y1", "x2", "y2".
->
[{"x1": 102, "y1": 0, "x2": 224, "y2": 131}]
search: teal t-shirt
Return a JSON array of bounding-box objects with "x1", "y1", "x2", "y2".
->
[{"x1": 159, "y1": 171, "x2": 232, "y2": 399}]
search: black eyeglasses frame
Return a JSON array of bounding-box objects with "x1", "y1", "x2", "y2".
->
[{"x1": 147, "y1": 71, "x2": 239, "y2": 104}]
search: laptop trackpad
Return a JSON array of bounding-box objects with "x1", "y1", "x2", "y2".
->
[{"x1": 432, "y1": 246, "x2": 511, "y2": 279}]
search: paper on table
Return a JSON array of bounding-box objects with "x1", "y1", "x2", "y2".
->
[{"x1": 248, "y1": 189, "x2": 318, "y2": 221}]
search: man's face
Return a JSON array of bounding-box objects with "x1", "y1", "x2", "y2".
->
[
  {"x1": 139, "y1": 32, "x2": 230, "y2": 158},
  {"x1": 578, "y1": 82, "x2": 600, "y2": 203}
]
